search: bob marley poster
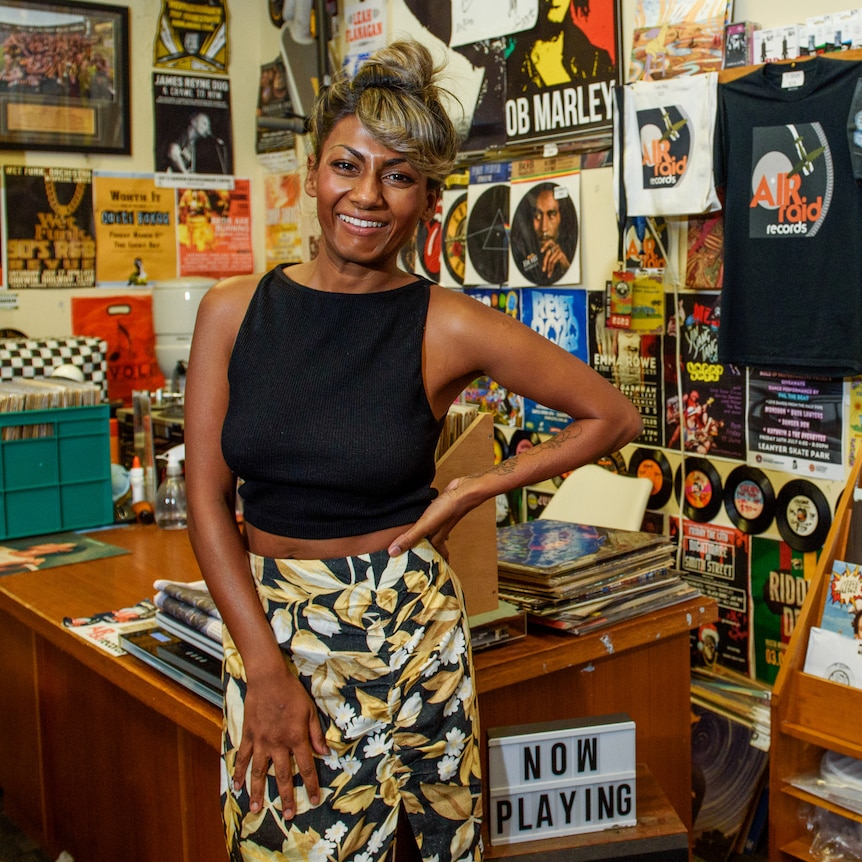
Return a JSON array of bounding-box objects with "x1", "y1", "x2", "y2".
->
[
  {"x1": 393, "y1": 0, "x2": 619, "y2": 151},
  {"x1": 504, "y1": 0, "x2": 620, "y2": 145}
]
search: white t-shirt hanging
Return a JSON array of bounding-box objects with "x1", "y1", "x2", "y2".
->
[{"x1": 615, "y1": 72, "x2": 721, "y2": 217}]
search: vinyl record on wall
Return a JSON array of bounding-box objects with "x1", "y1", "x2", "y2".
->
[
  {"x1": 466, "y1": 184, "x2": 509, "y2": 285},
  {"x1": 508, "y1": 429, "x2": 541, "y2": 457},
  {"x1": 776, "y1": 479, "x2": 832, "y2": 552},
  {"x1": 596, "y1": 451, "x2": 627, "y2": 475},
  {"x1": 627, "y1": 447, "x2": 672, "y2": 509},
  {"x1": 723, "y1": 465, "x2": 776, "y2": 535},
  {"x1": 681, "y1": 457, "x2": 723, "y2": 523},
  {"x1": 493, "y1": 427, "x2": 508, "y2": 465},
  {"x1": 442, "y1": 193, "x2": 468, "y2": 285}
]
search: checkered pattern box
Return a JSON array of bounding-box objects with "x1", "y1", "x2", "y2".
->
[{"x1": 0, "y1": 336, "x2": 109, "y2": 401}]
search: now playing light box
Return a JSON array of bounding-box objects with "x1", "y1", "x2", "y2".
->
[{"x1": 488, "y1": 713, "x2": 636, "y2": 845}]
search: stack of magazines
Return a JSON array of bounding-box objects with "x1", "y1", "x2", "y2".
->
[
  {"x1": 496, "y1": 519, "x2": 700, "y2": 634},
  {"x1": 119, "y1": 579, "x2": 223, "y2": 707}
]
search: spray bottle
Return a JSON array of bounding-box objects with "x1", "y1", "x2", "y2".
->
[{"x1": 155, "y1": 443, "x2": 187, "y2": 530}]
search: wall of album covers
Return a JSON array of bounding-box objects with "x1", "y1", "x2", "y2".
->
[{"x1": 387, "y1": 0, "x2": 862, "y2": 686}]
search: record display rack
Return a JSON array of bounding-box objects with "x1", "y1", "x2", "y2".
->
[{"x1": 768, "y1": 453, "x2": 862, "y2": 861}]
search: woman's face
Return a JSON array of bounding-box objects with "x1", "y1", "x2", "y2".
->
[{"x1": 306, "y1": 116, "x2": 437, "y2": 273}]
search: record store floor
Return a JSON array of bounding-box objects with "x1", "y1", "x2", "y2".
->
[{"x1": 0, "y1": 793, "x2": 51, "y2": 862}]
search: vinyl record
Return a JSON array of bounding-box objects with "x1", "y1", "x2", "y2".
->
[
  {"x1": 508, "y1": 429, "x2": 541, "y2": 457},
  {"x1": 442, "y1": 193, "x2": 467, "y2": 285},
  {"x1": 723, "y1": 465, "x2": 776, "y2": 535},
  {"x1": 627, "y1": 447, "x2": 672, "y2": 509},
  {"x1": 681, "y1": 457, "x2": 723, "y2": 523},
  {"x1": 493, "y1": 427, "x2": 508, "y2": 465},
  {"x1": 776, "y1": 479, "x2": 832, "y2": 552},
  {"x1": 596, "y1": 451, "x2": 627, "y2": 475},
  {"x1": 466, "y1": 184, "x2": 509, "y2": 284}
]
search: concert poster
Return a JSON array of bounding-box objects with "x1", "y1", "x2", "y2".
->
[
  {"x1": 154, "y1": 0, "x2": 229, "y2": 74},
  {"x1": 747, "y1": 370, "x2": 844, "y2": 480},
  {"x1": 263, "y1": 172, "x2": 303, "y2": 269},
  {"x1": 749, "y1": 535, "x2": 819, "y2": 685},
  {"x1": 153, "y1": 72, "x2": 233, "y2": 175},
  {"x1": 589, "y1": 291, "x2": 664, "y2": 446},
  {"x1": 679, "y1": 518, "x2": 751, "y2": 676},
  {"x1": 4, "y1": 165, "x2": 94, "y2": 289},
  {"x1": 665, "y1": 292, "x2": 745, "y2": 460},
  {"x1": 93, "y1": 172, "x2": 178, "y2": 286},
  {"x1": 176, "y1": 178, "x2": 253, "y2": 279}
]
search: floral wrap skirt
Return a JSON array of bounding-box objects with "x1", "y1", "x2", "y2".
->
[{"x1": 220, "y1": 540, "x2": 484, "y2": 862}]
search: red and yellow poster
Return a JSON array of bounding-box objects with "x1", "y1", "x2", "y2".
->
[
  {"x1": 264, "y1": 172, "x2": 302, "y2": 269},
  {"x1": 177, "y1": 178, "x2": 253, "y2": 279}
]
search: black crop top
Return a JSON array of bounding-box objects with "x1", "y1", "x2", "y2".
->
[{"x1": 221, "y1": 267, "x2": 445, "y2": 539}]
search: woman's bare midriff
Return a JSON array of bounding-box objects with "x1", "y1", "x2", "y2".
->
[{"x1": 243, "y1": 521, "x2": 410, "y2": 560}]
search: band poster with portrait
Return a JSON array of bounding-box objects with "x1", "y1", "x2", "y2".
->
[
  {"x1": 391, "y1": 0, "x2": 620, "y2": 151},
  {"x1": 153, "y1": 72, "x2": 234, "y2": 175}
]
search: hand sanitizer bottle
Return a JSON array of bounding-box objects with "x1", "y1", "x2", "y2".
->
[{"x1": 155, "y1": 444, "x2": 187, "y2": 530}]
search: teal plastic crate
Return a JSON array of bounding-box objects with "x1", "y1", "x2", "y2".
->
[{"x1": 0, "y1": 404, "x2": 113, "y2": 540}]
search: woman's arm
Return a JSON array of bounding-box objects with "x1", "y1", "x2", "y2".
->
[
  {"x1": 185, "y1": 276, "x2": 327, "y2": 819},
  {"x1": 388, "y1": 285, "x2": 643, "y2": 555}
]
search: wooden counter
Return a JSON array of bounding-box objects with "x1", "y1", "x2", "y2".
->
[{"x1": 0, "y1": 524, "x2": 715, "y2": 862}]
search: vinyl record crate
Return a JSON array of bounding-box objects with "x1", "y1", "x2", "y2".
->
[{"x1": 0, "y1": 404, "x2": 113, "y2": 540}]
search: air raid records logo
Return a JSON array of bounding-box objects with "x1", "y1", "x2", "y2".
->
[
  {"x1": 749, "y1": 123, "x2": 831, "y2": 238},
  {"x1": 637, "y1": 105, "x2": 691, "y2": 189}
]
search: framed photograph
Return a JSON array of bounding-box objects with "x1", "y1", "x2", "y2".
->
[{"x1": 0, "y1": 0, "x2": 130, "y2": 154}]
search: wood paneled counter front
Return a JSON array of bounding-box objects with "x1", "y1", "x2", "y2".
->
[{"x1": 0, "y1": 525, "x2": 715, "y2": 862}]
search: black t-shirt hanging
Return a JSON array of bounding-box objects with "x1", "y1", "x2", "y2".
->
[{"x1": 714, "y1": 57, "x2": 862, "y2": 376}]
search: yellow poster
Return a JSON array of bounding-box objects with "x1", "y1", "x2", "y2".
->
[
  {"x1": 264, "y1": 172, "x2": 303, "y2": 269},
  {"x1": 154, "y1": 0, "x2": 229, "y2": 74},
  {"x1": 93, "y1": 173, "x2": 178, "y2": 286}
]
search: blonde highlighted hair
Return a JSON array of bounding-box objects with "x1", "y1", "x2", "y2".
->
[{"x1": 308, "y1": 40, "x2": 461, "y2": 188}]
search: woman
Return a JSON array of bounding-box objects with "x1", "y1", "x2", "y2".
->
[{"x1": 185, "y1": 39, "x2": 641, "y2": 862}]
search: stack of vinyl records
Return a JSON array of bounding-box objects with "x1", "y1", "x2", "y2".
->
[
  {"x1": 496, "y1": 519, "x2": 700, "y2": 634},
  {"x1": 689, "y1": 664, "x2": 772, "y2": 751},
  {"x1": 119, "y1": 579, "x2": 223, "y2": 706}
]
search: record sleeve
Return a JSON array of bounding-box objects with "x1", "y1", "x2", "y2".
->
[
  {"x1": 723, "y1": 466, "x2": 775, "y2": 535},
  {"x1": 627, "y1": 447, "x2": 673, "y2": 509},
  {"x1": 465, "y1": 182, "x2": 510, "y2": 285},
  {"x1": 440, "y1": 189, "x2": 467, "y2": 287},
  {"x1": 682, "y1": 457, "x2": 723, "y2": 523},
  {"x1": 776, "y1": 479, "x2": 832, "y2": 552},
  {"x1": 496, "y1": 519, "x2": 670, "y2": 578},
  {"x1": 508, "y1": 177, "x2": 580, "y2": 287}
]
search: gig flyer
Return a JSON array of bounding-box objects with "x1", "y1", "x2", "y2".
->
[
  {"x1": 665, "y1": 292, "x2": 745, "y2": 460},
  {"x1": 747, "y1": 369, "x2": 844, "y2": 480},
  {"x1": 679, "y1": 519, "x2": 751, "y2": 676},
  {"x1": 263, "y1": 172, "x2": 303, "y2": 269},
  {"x1": 4, "y1": 165, "x2": 95, "y2": 288},
  {"x1": 749, "y1": 535, "x2": 818, "y2": 685},
  {"x1": 93, "y1": 172, "x2": 178, "y2": 286},
  {"x1": 154, "y1": 0, "x2": 229, "y2": 74},
  {"x1": 177, "y1": 178, "x2": 253, "y2": 279},
  {"x1": 589, "y1": 291, "x2": 663, "y2": 446}
]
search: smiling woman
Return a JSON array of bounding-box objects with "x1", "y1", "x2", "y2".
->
[{"x1": 184, "y1": 37, "x2": 641, "y2": 862}]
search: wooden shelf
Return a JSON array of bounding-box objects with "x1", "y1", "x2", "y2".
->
[{"x1": 769, "y1": 455, "x2": 862, "y2": 861}]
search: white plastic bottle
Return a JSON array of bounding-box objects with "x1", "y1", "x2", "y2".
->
[{"x1": 155, "y1": 444, "x2": 187, "y2": 530}]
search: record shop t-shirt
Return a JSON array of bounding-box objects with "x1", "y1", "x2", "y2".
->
[{"x1": 714, "y1": 57, "x2": 862, "y2": 376}]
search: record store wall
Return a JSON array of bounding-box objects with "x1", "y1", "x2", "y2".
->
[
  {"x1": 385, "y1": 0, "x2": 862, "y2": 685},
  {"x1": 0, "y1": 0, "x2": 859, "y2": 684}
]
